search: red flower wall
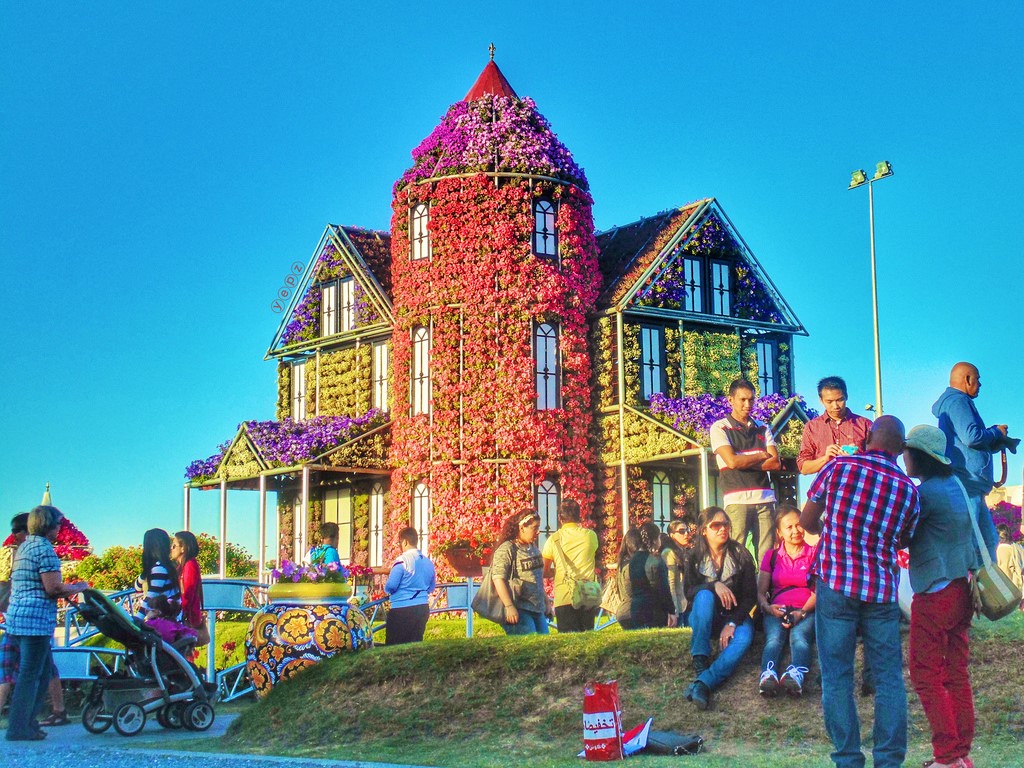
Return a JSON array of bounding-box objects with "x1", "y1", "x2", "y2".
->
[{"x1": 387, "y1": 176, "x2": 601, "y2": 568}]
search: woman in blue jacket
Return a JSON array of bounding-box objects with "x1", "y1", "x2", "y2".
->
[{"x1": 384, "y1": 527, "x2": 437, "y2": 645}]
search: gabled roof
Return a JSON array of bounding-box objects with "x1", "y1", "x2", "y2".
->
[
  {"x1": 465, "y1": 59, "x2": 518, "y2": 101},
  {"x1": 266, "y1": 224, "x2": 394, "y2": 359},
  {"x1": 594, "y1": 198, "x2": 806, "y2": 334},
  {"x1": 769, "y1": 397, "x2": 814, "y2": 435}
]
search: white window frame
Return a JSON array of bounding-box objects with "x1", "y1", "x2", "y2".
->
[
  {"x1": 640, "y1": 326, "x2": 665, "y2": 401},
  {"x1": 533, "y1": 199, "x2": 557, "y2": 258},
  {"x1": 652, "y1": 471, "x2": 672, "y2": 531},
  {"x1": 291, "y1": 360, "x2": 307, "y2": 422},
  {"x1": 533, "y1": 322, "x2": 560, "y2": 410},
  {"x1": 369, "y1": 483, "x2": 385, "y2": 567},
  {"x1": 412, "y1": 482, "x2": 431, "y2": 555},
  {"x1": 321, "y1": 282, "x2": 339, "y2": 337},
  {"x1": 322, "y1": 489, "x2": 353, "y2": 563},
  {"x1": 373, "y1": 341, "x2": 390, "y2": 412},
  {"x1": 339, "y1": 277, "x2": 355, "y2": 332},
  {"x1": 410, "y1": 203, "x2": 431, "y2": 261},
  {"x1": 756, "y1": 340, "x2": 777, "y2": 396},
  {"x1": 535, "y1": 479, "x2": 560, "y2": 549},
  {"x1": 411, "y1": 325, "x2": 431, "y2": 415}
]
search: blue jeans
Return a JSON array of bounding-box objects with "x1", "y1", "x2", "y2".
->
[
  {"x1": 5, "y1": 634, "x2": 53, "y2": 740},
  {"x1": 503, "y1": 609, "x2": 549, "y2": 636},
  {"x1": 761, "y1": 613, "x2": 815, "y2": 671},
  {"x1": 688, "y1": 589, "x2": 753, "y2": 690},
  {"x1": 815, "y1": 583, "x2": 907, "y2": 768}
]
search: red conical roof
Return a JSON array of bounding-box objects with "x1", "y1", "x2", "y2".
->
[{"x1": 464, "y1": 60, "x2": 518, "y2": 101}]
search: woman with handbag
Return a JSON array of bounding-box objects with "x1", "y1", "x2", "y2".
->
[
  {"x1": 490, "y1": 510, "x2": 549, "y2": 635},
  {"x1": 683, "y1": 506, "x2": 756, "y2": 711},
  {"x1": 173, "y1": 530, "x2": 210, "y2": 646},
  {"x1": 616, "y1": 523, "x2": 676, "y2": 630},
  {"x1": 903, "y1": 425, "x2": 981, "y2": 768}
]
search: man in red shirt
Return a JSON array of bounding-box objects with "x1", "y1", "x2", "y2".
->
[
  {"x1": 801, "y1": 415, "x2": 920, "y2": 768},
  {"x1": 798, "y1": 376, "x2": 872, "y2": 476}
]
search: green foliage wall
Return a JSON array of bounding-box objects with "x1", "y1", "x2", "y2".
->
[
  {"x1": 277, "y1": 363, "x2": 291, "y2": 420},
  {"x1": 682, "y1": 330, "x2": 741, "y2": 396},
  {"x1": 593, "y1": 317, "x2": 617, "y2": 410},
  {"x1": 312, "y1": 346, "x2": 374, "y2": 417}
]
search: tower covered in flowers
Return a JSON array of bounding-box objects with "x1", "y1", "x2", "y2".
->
[{"x1": 387, "y1": 59, "x2": 603, "y2": 553}]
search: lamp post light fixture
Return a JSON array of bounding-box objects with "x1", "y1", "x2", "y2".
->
[{"x1": 848, "y1": 161, "x2": 894, "y2": 416}]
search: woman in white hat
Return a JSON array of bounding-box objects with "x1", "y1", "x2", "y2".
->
[{"x1": 903, "y1": 425, "x2": 982, "y2": 768}]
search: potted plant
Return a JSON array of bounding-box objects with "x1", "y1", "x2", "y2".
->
[
  {"x1": 437, "y1": 540, "x2": 492, "y2": 578},
  {"x1": 267, "y1": 558, "x2": 353, "y2": 603}
]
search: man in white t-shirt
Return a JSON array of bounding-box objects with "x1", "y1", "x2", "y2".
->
[{"x1": 709, "y1": 378, "x2": 781, "y2": 564}]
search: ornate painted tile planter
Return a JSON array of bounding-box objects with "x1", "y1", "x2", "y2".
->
[{"x1": 245, "y1": 583, "x2": 373, "y2": 698}]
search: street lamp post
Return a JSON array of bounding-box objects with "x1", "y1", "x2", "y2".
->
[{"x1": 848, "y1": 161, "x2": 893, "y2": 416}]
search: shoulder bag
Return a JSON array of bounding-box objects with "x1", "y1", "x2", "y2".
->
[
  {"x1": 552, "y1": 534, "x2": 601, "y2": 610},
  {"x1": 471, "y1": 542, "x2": 521, "y2": 624},
  {"x1": 958, "y1": 478, "x2": 1022, "y2": 621},
  {"x1": 600, "y1": 567, "x2": 626, "y2": 616}
]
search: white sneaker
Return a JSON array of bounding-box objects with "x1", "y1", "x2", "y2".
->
[
  {"x1": 759, "y1": 661, "x2": 780, "y2": 696},
  {"x1": 780, "y1": 665, "x2": 808, "y2": 696}
]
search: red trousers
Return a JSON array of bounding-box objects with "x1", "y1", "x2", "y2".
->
[{"x1": 908, "y1": 578, "x2": 974, "y2": 763}]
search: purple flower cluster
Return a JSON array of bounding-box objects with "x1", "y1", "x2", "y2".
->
[
  {"x1": 395, "y1": 94, "x2": 588, "y2": 191},
  {"x1": 648, "y1": 392, "x2": 817, "y2": 443},
  {"x1": 271, "y1": 559, "x2": 350, "y2": 584},
  {"x1": 245, "y1": 410, "x2": 386, "y2": 466},
  {"x1": 735, "y1": 265, "x2": 784, "y2": 323},
  {"x1": 184, "y1": 410, "x2": 386, "y2": 479}
]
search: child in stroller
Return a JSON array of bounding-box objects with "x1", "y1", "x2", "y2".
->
[{"x1": 77, "y1": 588, "x2": 218, "y2": 737}]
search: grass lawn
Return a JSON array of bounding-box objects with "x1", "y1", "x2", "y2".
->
[{"x1": 198, "y1": 610, "x2": 1024, "y2": 767}]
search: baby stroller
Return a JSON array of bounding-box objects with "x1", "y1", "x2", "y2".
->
[{"x1": 76, "y1": 588, "x2": 218, "y2": 736}]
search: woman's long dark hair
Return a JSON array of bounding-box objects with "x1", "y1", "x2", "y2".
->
[
  {"x1": 618, "y1": 522, "x2": 662, "y2": 570},
  {"x1": 689, "y1": 506, "x2": 746, "y2": 569},
  {"x1": 661, "y1": 517, "x2": 694, "y2": 561},
  {"x1": 142, "y1": 528, "x2": 179, "y2": 590},
  {"x1": 173, "y1": 530, "x2": 200, "y2": 563}
]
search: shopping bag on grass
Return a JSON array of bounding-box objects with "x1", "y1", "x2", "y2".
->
[{"x1": 583, "y1": 680, "x2": 624, "y2": 761}]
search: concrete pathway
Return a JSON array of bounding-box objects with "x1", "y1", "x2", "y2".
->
[{"x1": 4, "y1": 714, "x2": 437, "y2": 768}]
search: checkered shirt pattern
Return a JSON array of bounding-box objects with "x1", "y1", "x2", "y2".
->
[
  {"x1": 5, "y1": 535, "x2": 62, "y2": 636},
  {"x1": 808, "y1": 450, "x2": 920, "y2": 603}
]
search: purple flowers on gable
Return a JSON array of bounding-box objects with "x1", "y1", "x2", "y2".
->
[{"x1": 184, "y1": 409, "x2": 386, "y2": 480}]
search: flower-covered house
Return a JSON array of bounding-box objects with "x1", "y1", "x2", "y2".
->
[{"x1": 184, "y1": 57, "x2": 809, "y2": 576}]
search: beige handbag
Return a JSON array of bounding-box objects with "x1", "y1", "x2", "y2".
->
[{"x1": 959, "y1": 478, "x2": 1022, "y2": 621}]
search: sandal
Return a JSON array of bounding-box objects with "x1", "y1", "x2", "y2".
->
[{"x1": 39, "y1": 710, "x2": 70, "y2": 726}]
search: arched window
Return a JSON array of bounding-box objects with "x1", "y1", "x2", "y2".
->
[
  {"x1": 369, "y1": 483, "x2": 385, "y2": 567},
  {"x1": 535, "y1": 479, "x2": 560, "y2": 547},
  {"x1": 411, "y1": 325, "x2": 431, "y2": 415},
  {"x1": 412, "y1": 482, "x2": 431, "y2": 555},
  {"x1": 373, "y1": 341, "x2": 390, "y2": 412},
  {"x1": 533, "y1": 322, "x2": 560, "y2": 410},
  {"x1": 651, "y1": 471, "x2": 672, "y2": 531},
  {"x1": 410, "y1": 203, "x2": 431, "y2": 261},
  {"x1": 533, "y1": 199, "x2": 557, "y2": 257}
]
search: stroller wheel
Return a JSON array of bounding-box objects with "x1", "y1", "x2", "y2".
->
[
  {"x1": 156, "y1": 703, "x2": 184, "y2": 729},
  {"x1": 182, "y1": 701, "x2": 214, "y2": 732},
  {"x1": 113, "y1": 702, "x2": 146, "y2": 737},
  {"x1": 82, "y1": 700, "x2": 111, "y2": 734}
]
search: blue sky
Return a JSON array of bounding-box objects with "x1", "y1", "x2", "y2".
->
[{"x1": 2, "y1": 3, "x2": 1021, "y2": 558}]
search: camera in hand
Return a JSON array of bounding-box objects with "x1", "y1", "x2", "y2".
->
[
  {"x1": 780, "y1": 606, "x2": 797, "y2": 628},
  {"x1": 1001, "y1": 434, "x2": 1020, "y2": 454}
]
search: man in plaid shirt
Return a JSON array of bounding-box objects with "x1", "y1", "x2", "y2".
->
[{"x1": 801, "y1": 415, "x2": 920, "y2": 768}]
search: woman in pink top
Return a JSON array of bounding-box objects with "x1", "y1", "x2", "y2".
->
[{"x1": 756, "y1": 504, "x2": 816, "y2": 697}]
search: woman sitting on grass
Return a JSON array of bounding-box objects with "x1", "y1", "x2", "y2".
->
[
  {"x1": 683, "y1": 506, "x2": 757, "y2": 710},
  {"x1": 756, "y1": 504, "x2": 816, "y2": 697},
  {"x1": 661, "y1": 518, "x2": 695, "y2": 627},
  {"x1": 490, "y1": 510, "x2": 550, "y2": 635},
  {"x1": 616, "y1": 523, "x2": 676, "y2": 630}
]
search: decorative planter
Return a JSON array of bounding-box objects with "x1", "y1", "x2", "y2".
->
[
  {"x1": 267, "y1": 581, "x2": 352, "y2": 605},
  {"x1": 246, "y1": 583, "x2": 371, "y2": 698},
  {"x1": 443, "y1": 547, "x2": 484, "y2": 578}
]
